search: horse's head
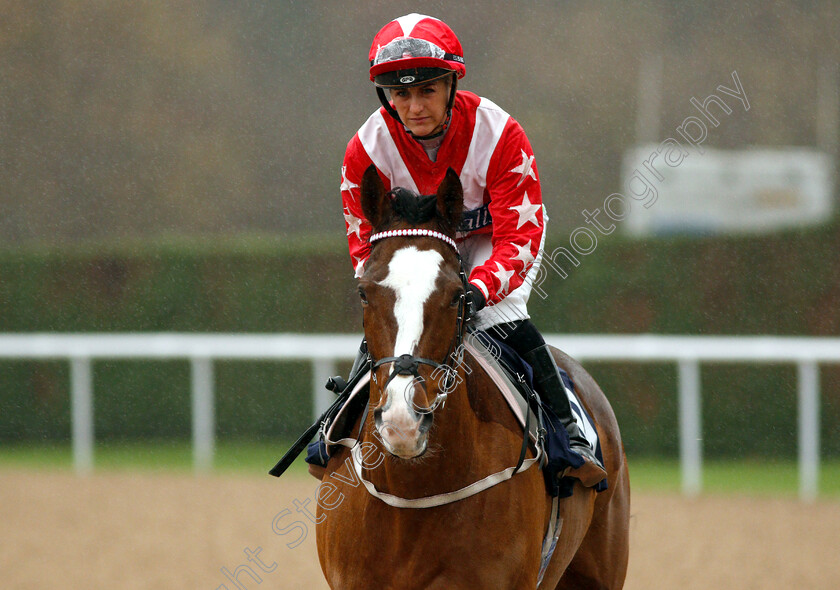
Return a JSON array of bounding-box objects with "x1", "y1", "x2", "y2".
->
[{"x1": 358, "y1": 164, "x2": 466, "y2": 459}]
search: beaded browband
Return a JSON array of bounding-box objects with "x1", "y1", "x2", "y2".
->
[{"x1": 368, "y1": 228, "x2": 457, "y2": 251}]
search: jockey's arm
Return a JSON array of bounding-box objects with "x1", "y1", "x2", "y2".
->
[
  {"x1": 466, "y1": 119, "x2": 544, "y2": 306},
  {"x1": 339, "y1": 143, "x2": 377, "y2": 278}
]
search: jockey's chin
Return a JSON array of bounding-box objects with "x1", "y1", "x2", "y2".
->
[{"x1": 405, "y1": 117, "x2": 443, "y2": 137}]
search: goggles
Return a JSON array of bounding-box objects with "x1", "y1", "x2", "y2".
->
[{"x1": 373, "y1": 37, "x2": 447, "y2": 67}]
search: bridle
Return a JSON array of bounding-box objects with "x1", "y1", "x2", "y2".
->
[
  {"x1": 348, "y1": 228, "x2": 545, "y2": 511},
  {"x1": 366, "y1": 228, "x2": 468, "y2": 414}
]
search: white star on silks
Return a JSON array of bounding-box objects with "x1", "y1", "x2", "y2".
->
[
  {"x1": 492, "y1": 262, "x2": 515, "y2": 296},
  {"x1": 344, "y1": 208, "x2": 363, "y2": 238},
  {"x1": 340, "y1": 166, "x2": 359, "y2": 193},
  {"x1": 353, "y1": 256, "x2": 366, "y2": 278},
  {"x1": 509, "y1": 192, "x2": 541, "y2": 229},
  {"x1": 509, "y1": 149, "x2": 537, "y2": 186},
  {"x1": 511, "y1": 241, "x2": 535, "y2": 267}
]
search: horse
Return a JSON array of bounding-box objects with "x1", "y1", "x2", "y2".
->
[{"x1": 315, "y1": 165, "x2": 630, "y2": 589}]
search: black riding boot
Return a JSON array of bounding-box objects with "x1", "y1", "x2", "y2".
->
[{"x1": 522, "y1": 344, "x2": 607, "y2": 487}]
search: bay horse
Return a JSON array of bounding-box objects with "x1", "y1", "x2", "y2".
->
[{"x1": 315, "y1": 165, "x2": 630, "y2": 589}]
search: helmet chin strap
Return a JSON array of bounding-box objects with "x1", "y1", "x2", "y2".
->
[
  {"x1": 376, "y1": 86, "x2": 403, "y2": 126},
  {"x1": 375, "y1": 74, "x2": 458, "y2": 141}
]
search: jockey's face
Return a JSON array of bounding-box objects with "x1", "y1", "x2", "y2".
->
[{"x1": 390, "y1": 78, "x2": 449, "y2": 137}]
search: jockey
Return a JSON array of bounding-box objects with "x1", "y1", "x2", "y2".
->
[{"x1": 339, "y1": 14, "x2": 605, "y2": 487}]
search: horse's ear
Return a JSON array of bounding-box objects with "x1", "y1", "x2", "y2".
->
[
  {"x1": 435, "y1": 167, "x2": 464, "y2": 232},
  {"x1": 360, "y1": 164, "x2": 389, "y2": 229}
]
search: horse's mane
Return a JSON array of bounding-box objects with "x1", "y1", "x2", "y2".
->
[{"x1": 387, "y1": 187, "x2": 438, "y2": 225}]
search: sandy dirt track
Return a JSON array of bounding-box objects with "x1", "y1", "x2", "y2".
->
[{"x1": 1, "y1": 469, "x2": 839, "y2": 589}]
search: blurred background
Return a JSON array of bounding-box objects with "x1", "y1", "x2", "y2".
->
[{"x1": 1, "y1": 0, "x2": 839, "y2": 474}]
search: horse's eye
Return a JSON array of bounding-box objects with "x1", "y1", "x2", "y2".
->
[
  {"x1": 450, "y1": 290, "x2": 463, "y2": 308},
  {"x1": 358, "y1": 287, "x2": 369, "y2": 306}
]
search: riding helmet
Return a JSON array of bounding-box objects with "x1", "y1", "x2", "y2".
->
[{"x1": 368, "y1": 13, "x2": 466, "y2": 88}]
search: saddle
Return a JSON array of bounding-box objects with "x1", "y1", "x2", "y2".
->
[{"x1": 306, "y1": 330, "x2": 606, "y2": 498}]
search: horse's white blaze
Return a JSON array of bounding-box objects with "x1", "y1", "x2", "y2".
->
[{"x1": 377, "y1": 246, "x2": 443, "y2": 452}]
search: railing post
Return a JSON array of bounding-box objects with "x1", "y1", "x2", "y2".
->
[
  {"x1": 313, "y1": 359, "x2": 337, "y2": 422},
  {"x1": 678, "y1": 359, "x2": 702, "y2": 496},
  {"x1": 797, "y1": 360, "x2": 820, "y2": 502},
  {"x1": 191, "y1": 357, "x2": 215, "y2": 473},
  {"x1": 70, "y1": 356, "x2": 94, "y2": 475}
]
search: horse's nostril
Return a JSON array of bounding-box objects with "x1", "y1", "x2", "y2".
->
[
  {"x1": 418, "y1": 412, "x2": 433, "y2": 434},
  {"x1": 373, "y1": 407, "x2": 384, "y2": 429}
]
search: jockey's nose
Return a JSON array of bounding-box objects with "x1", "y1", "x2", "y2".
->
[{"x1": 409, "y1": 97, "x2": 424, "y2": 114}]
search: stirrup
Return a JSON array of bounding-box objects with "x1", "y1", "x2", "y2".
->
[
  {"x1": 566, "y1": 442, "x2": 606, "y2": 487},
  {"x1": 565, "y1": 418, "x2": 606, "y2": 487}
]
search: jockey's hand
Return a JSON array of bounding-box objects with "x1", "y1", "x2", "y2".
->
[{"x1": 465, "y1": 283, "x2": 486, "y2": 323}]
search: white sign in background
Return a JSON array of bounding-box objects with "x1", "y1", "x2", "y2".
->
[{"x1": 622, "y1": 146, "x2": 834, "y2": 236}]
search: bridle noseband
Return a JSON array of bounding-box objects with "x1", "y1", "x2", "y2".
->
[
  {"x1": 367, "y1": 228, "x2": 468, "y2": 413},
  {"x1": 371, "y1": 353, "x2": 454, "y2": 413}
]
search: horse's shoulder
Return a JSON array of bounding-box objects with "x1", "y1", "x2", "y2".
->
[{"x1": 462, "y1": 348, "x2": 523, "y2": 434}]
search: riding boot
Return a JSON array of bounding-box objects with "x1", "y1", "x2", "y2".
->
[{"x1": 523, "y1": 344, "x2": 607, "y2": 487}]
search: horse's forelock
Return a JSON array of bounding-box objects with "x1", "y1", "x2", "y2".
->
[{"x1": 386, "y1": 187, "x2": 438, "y2": 226}]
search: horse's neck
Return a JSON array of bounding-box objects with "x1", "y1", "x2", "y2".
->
[{"x1": 360, "y1": 355, "x2": 523, "y2": 495}]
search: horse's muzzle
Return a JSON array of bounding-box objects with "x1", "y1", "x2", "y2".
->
[{"x1": 373, "y1": 405, "x2": 433, "y2": 459}]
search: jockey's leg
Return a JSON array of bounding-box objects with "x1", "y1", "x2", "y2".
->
[{"x1": 495, "y1": 320, "x2": 607, "y2": 488}]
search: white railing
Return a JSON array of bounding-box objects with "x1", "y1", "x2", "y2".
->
[{"x1": 0, "y1": 333, "x2": 837, "y2": 501}]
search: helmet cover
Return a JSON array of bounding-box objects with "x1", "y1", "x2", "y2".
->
[{"x1": 369, "y1": 14, "x2": 465, "y2": 87}]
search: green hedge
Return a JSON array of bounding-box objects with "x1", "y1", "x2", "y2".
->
[{"x1": 1, "y1": 227, "x2": 838, "y2": 458}]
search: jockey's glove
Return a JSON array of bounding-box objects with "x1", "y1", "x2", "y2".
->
[{"x1": 465, "y1": 283, "x2": 486, "y2": 323}]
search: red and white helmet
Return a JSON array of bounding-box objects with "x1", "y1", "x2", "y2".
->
[{"x1": 369, "y1": 14, "x2": 465, "y2": 88}]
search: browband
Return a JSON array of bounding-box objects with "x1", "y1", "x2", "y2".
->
[{"x1": 369, "y1": 228, "x2": 457, "y2": 251}]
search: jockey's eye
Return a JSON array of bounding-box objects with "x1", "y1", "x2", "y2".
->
[{"x1": 358, "y1": 287, "x2": 369, "y2": 306}]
